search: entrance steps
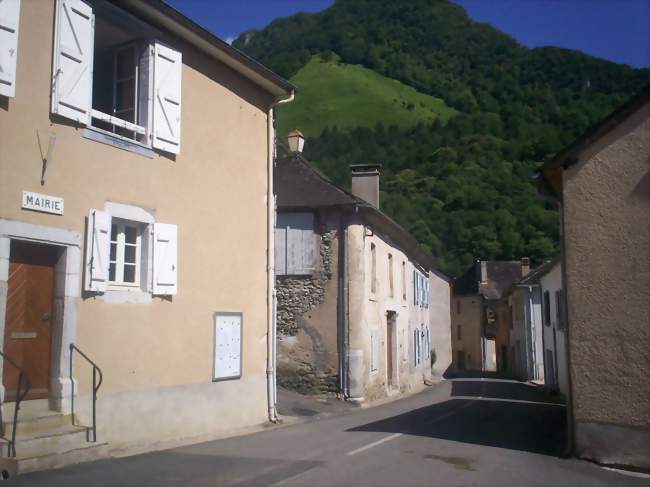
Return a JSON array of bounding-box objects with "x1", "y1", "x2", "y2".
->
[{"x1": 0, "y1": 400, "x2": 109, "y2": 476}]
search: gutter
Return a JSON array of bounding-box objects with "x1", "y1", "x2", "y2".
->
[{"x1": 266, "y1": 91, "x2": 295, "y2": 423}]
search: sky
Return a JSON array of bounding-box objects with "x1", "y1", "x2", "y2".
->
[{"x1": 166, "y1": 0, "x2": 650, "y2": 68}]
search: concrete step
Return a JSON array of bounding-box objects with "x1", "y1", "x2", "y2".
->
[
  {"x1": 0, "y1": 441, "x2": 109, "y2": 476},
  {"x1": 2, "y1": 410, "x2": 72, "y2": 438},
  {"x1": 1, "y1": 424, "x2": 89, "y2": 458}
]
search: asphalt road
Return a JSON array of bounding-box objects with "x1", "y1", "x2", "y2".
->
[{"x1": 9, "y1": 378, "x2": 647, "y2": 486}]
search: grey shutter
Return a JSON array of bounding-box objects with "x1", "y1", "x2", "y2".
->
[
  {"x1": 274, "y1": 225, "x2": 287, "y2": 275},
  {"x1": 278, "y1": 212, "x2": 316, "y2": 275}
]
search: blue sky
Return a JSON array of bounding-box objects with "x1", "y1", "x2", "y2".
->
[{"x1": 167, "y1": 0, "x2": 650, "y2": 68}]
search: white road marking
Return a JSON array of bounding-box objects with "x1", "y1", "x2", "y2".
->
[
  {"x1": 451, "y1": 396, "x2": 566, "y2": 406},
  {"x1": 601, "y1": 467, "x2": 650, "y2": 479},
  {"x1": 346, "y1": 432, "x2": 403, "y2": 456}
]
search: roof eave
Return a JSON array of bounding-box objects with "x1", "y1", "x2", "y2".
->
[{"x1": 120, "y1": 0, "x2": 295, "y2": 97}]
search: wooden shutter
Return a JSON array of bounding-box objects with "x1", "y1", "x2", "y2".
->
[
  {"x1": 153, "y1": 223, "x2": 177, "y2": 295},
  {"x1": 278, "y1": 212, "x2": 316, "y2": 275},
  {"x1": 0, "y1": 0, "x2": 20, "y2": 97},
  {"x1": 84, "y1": 209, "x2": 111, "y2": 292},
  {"x1": 152, "y1": 42, "x2": 181, "y2": 154},
  {"x1": 274, "y1": 225, "x2": 287, "y2": 275},
  {"x1": 52, "y1": 0, "x2": 94, "y2": 124}
]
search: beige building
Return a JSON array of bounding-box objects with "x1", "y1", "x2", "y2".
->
[
  {"x1": 0, "y1": 0, "x2": 292, "y2": 474},
  {"x1": 274, "y1": 146, "x2": 451, "y2": 404},
  {"x1": 541, "y1": 87, "x2": 649, "y2": 469},
  {"x1": 451, "y1": 260, "x2": 526, "y2": 372}
]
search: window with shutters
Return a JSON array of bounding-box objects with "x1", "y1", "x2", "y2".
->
[
  {"x1": 275, "y1": 212, "x2": 317, "y2": 276},
  {"x1": 85, "y1": 206, "x2": 177, "y2": 297},
  {"x1": 108, "y1": 220, "x2": 143, "y2": 288},
  {"x1": 0, "y1": 0, "x2": 21, "y2": 98},
  {"x1": 51, "y1": 0, "x2": 182, "y2": 154},
  {"x1": 401, "y1": 261, "x2": 406, "y2": 300},
  {"x1": 543, "y1": 290, "x2": 551, "y2": 326}
]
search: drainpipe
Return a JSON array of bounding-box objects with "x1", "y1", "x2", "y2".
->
[
  {"x1": 266, "y1": 91, "x2": 295, "y2": 423},
  {"x1": 558, "y1": 201, "x2": 575, "y2": 458},
  {"x1": 338, "y1": 213, "x2": 349, "y2": 398}
]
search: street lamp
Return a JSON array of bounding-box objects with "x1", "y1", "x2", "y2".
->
[{"x1": 287, "y1": 129, "x2": 305, "y2": 153}]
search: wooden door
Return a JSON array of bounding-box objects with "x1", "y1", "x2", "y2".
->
[
  {"x1": 3, "y1": 241, "x2": 58, "y2": 401},
  {"x1": 386, "y1": 314, "x2": 393, "y2": 386}
]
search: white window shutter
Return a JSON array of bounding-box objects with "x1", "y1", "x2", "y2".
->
[
  {"x1": 84, "y1": 209, "x2": 111, "y2": 292},
  {"x1": 152, "y1": 42, "x2": 181, "y2": 154},
  {"x1": 274, "y1": 225, "x2": 287, "y2": 275},
  {"x1": 153, "y1": 223, "x2": 178, "y2": 295},
  {"x1": 51, "y1": 0, "x2": 93, "y2": 124},
  {"x1": 0, "y1": 0, "x2": 21, "y2": 98}
]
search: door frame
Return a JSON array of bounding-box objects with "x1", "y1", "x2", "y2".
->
[
  {"x1": 385, "y1": 310, "x2": 398, "y2": 390},
  {"x1": 0, "y1": 219, "x2": 81, "y2": 412}
]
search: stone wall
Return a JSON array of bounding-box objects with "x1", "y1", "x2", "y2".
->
[{"x1": 276, "y1": 225, "x2": 339, "y2": 394}]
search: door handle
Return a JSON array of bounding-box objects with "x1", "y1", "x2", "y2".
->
[{"x1": 41, "y1": 312, "x2": 52, "y2": 322}]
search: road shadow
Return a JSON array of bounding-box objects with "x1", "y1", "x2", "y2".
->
[{"x1": 347, "y1": 380, "x2": 567, "y2": 457}]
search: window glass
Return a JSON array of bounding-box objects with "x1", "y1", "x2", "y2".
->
[{"x1": 109, "y1": 221, "x2": 142, "y2": 287}]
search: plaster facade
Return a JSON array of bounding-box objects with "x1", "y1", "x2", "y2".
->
[
  {"x1": 562, "y1": 108, "x2": 650, "y2": 468},
  {"x1": 449, "y1": 295, "x2": 483, "y2": 371},
  {"x1": 539, "y1": 262, "x2": 568, "y2": 396},
  {"x1": 0, "y1": 0, "x2": 286, "y2": 451}
]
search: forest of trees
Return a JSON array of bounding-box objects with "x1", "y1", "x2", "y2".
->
[{"x1": 235, "y1": 0, "x2": 649, "y2": 276}]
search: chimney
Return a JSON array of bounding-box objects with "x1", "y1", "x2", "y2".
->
[
  {"x1": 480, "y1": 261, "x2": 488, "y2": 284},
  {"x1": 350, "y1": 164, "x2": 381, "y2": 208},
  {"x1": 521, "y1": 257, "x2": 530, "y2": 277}
]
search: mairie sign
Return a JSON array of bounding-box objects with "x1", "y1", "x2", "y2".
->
[{"x1": 21, "y1": 191, "x2": 64, "y2": 215}]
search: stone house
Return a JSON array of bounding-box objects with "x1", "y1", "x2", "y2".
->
[
  {"x1": 538, "y1": 259, "x2": 568, "y2": 396},
  {"x1": 451, "y1": 260, "x2": 526, "y2": 372},
  {"x1": 0, "y1": 0, "x2": 292, "y2": 474},
  {"x1": 540, "y1": 87, "x2": 649, "y2": 469},
  {"x1": 274, "y1": 144, "x2": 452, "y2": 403}
]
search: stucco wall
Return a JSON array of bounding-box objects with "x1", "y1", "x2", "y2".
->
[
  {"x1": 429, "y1": 273, "x2": 451, "y2": 377},
  {"x1": 450, "y1": 295, "x2": 483, "y2": 370},
  {"x1": 539, "y1": 262, "x2": 568, "y2": 396},
  {"x1": 562, "y1": 110, "x2": 650, "y2": 467},
  {"x1": 0, "y1": 0, "x2": 275, "y2": 445},
  {"x1": 347, "y1": 220, "x2": 431, "y2": 402}
]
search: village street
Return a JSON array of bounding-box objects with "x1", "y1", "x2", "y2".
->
[{"x1": 8, "y1": 378, "x2": 645, "y2": 487}]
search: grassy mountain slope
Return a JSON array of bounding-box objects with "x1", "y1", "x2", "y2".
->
[
  {"x1": 277, "y1": 55, "x2": 456, "y2": 138},
  {"x1": 236, "y1": 0, "x2": 649, "y2": 276}
]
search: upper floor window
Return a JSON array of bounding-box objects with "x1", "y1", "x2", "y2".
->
[
  {"x1": 401, "y1": 261, "x2": 406, "y2": 300},
  {"x1": 370, "y1": 243, "x2": 377, "y2": 294},
  {"x1": 51, "y1": 0, "x2": 182, "y2": 154},
  {"x1": 388, "y1": 253, "x2": 394, "y2": 298},
  {"x1": 275, "y1": 212, "x2": 317, "y2": 276}
]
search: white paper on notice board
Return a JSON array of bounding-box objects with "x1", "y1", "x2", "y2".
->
[{"x1": 213, "y1": 312, "x2": 242, "y2": 380}]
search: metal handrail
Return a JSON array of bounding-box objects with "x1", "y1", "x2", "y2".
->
[
  {"x1": 0, "y1": 350, "x2": 31, "y2": 457},
  {"x1": 69, "y1": 344, "x2": 103, "y2": 443}
]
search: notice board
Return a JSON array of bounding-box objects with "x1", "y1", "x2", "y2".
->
[{"x1": 213, "y1": 312, "x2": 242, "y2": 381}]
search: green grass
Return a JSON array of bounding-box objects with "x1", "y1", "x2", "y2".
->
[{"x1": 277, "y1": 55, "x2": 458, "y2": 139}]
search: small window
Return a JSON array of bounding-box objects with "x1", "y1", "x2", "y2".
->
[
  {"x1": 401, "y1": 261, "x2": 406, "y2": 300},
  {"x1": 109, "y1": 220, "x2": 143, "y2": 287},
  {"x1": 543, "y1": 291, "x2": 551, "y2": 326},
  {"x1": 370, "y1": 243, "x2": 377, "y2": 294},
  {"x1": 388, "y1": 254, "x2": 394, "y2": 297}
]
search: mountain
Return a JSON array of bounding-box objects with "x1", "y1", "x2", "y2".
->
[
  {"x1": 235, "y1": 0, "x2": 649, "y2": 276},
  {"x1": 275, "y1": 54, "x2": 456, "y2": 139}
]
